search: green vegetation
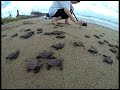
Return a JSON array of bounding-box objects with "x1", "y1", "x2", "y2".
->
[{"x1": 1, "y1": 15, "x2": 31, "y2": 24}]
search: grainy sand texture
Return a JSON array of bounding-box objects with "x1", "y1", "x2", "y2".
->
[{"x1": 1, "y1": 17, "x2": 119, "y2": 89}]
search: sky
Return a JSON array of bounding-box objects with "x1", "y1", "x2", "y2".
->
[
  {"x1": 1, "y1": 1, "x2": 118, "y2": 19},
  {"x1": 1, "y1": 1, "x2": 119, "y2": 30}
]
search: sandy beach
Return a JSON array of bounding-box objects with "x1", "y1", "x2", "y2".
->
[{"x1": 1, "y1": 17, "x2": 119, "y2": 89}]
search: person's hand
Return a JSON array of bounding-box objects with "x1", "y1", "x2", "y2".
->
[{"x1": 76, "y1": 21, "x2": 83, "y2": 26}]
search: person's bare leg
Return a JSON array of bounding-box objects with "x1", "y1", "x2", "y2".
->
[
  {"x1": 65, "y1": 18, "x2": 70, "y2": 25},
  {"x1": 52, "y1": 16, "x2": 62, "y2": 25}
]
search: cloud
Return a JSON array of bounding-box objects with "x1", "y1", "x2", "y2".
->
[
  {"x1": 73, "y1": 1, "x2": 118, "y2": 19},
  {"x1": 1, "y1": 1, "x2": 53, "y2": 18}
]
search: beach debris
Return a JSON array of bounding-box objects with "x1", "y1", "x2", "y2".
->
[
  {"x1": 6, "y1": 50, "x2": 20, "y2": 60},
  {"x1": 52, "y1": 42, "x2": 65, "y2": 50},
  {"x1": 27, "y1": 60, "x2": 43, "y2": 73},
  {"x1": 88, "y1": 46, "x2": 98, "y2": 54},
  {"x1": 98, "y1": 41, "x2": 105, "y2": 45},
  {"x1": 24, "y1": 29, "x2": 31, "y2": 32},
  {"x1": 94, "y1": 35, "x2": 101, "y2": 39},
  {"x1": 36, "y1": 51, "x2": 55, "y2": 59},
  {"x1": 11, "y1": 33, "x2": 18, "y2": 37},
  {"x1": 2, "y1": 35, "x2": 7, "y2": 37},
  {"x1": 110, "y1": 47, "x2": 117, "y2": 53},
  {"x1": 20, "y1": 31, "x2": 34, "y2": 39},
  {"x1": 104, "y1": 40, "x2": 109, "y2": 43},
  {"x1": 84, "y1": 35, "x2": 90, "y2": 38},
  {"x1": 46, "y1": 59, "x2": 64, "y2": 70},
  {"x1": 56, "y1": 35, "x2": 65, "y2": 39},
  {"x1": 103, "y1": 56, "x2": 113, "y2": 64}
]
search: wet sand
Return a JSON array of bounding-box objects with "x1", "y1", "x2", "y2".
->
[{"x1": 1, "y1": 17, "x2": 119, "y2": 89}]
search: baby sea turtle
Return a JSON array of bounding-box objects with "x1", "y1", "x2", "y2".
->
[
  {"x1": 100, "y1": 34, "x2": 104, "y2": 37},
  {"x1": 20, "y1": 31, "x2": 34, "y2": 39},
  {"x1": 43, "y1": 32, "x2": 52, "y2": 35},
  {"x1": 88, "y1": 46, "x2": 98, "y2": 54},
  {"x1": 52, "y1": 42, "x2": 65, "y2": 50},
  {"x1": 36, "y1": 51, "x2": 54, "y2": 59},
  {"x1": 56, "y1": 35, "x2": 65, "y2": 39},
  {"x1": 84, "y1": 35, "x2": 90, "y2": 38},
  {"x1": 37, "y1": 28, "x2": 43, "y2": 34},
  {"x1": 37, "y1": 28, "x2": 43, "y2": 31},
  {"x1": 103, "y1": 56, "x2": 113, "y2": 64},
  {"x1": 6, "y1": 50, "x2": 20, "y2": 60},
  {"x1": 2, "y1": 35, "x2": 7, "y2": 37},
  {"x1": 51, "y1": 31, "x2": 65, "y2": 35},
  {"x1": 98, "y1": 41, "x2": 104, "y2": 45},
  {"x1": 27, "y1": 60, "x2": 43, "y2": 73},
  {"x1": 74, "y1": 41, "x2": 84, "y2": 47},
  {"x1": 110, "y1": 47, "x2": 116, "y2": 53},
  {"x1": 24, "y1": 29, "x2": 31, "y2": 32},
  {"x1": 11, "y1": 33, "x2": 18, "y2": 37},
  {"x1": 108, "y1": 43, "x2": 114, "y2": 47},
  {"x1": 104, "y1": 40, "x2": 109, "y2": 43},
  {"x1": 53, "y1": 26, "x2": 58, "y2": 28},
  {"x1": 94, "y1": 35, "x2": 101, "y2": 39},
  {"x1": 114, "y1": 45, "x2": 119, "y2": 49},
  {"x1": 46, "y1": 59, "x2": 64, "y2": 70}
]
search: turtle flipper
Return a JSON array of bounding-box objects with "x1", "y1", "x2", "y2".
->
[
  {"x1": 59, "y1": 63, "x2": 63, "y2": 70},
  {"x1": 46, "y1": 64, "x2": 51, "y2": 70},
  {"x1": 34, "y1": 67, "x2": 40, "y2": 73}
]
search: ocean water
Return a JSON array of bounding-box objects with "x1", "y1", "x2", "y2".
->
[{"x1": 2, "y1": 1, "x2": 119, "y2": 31}]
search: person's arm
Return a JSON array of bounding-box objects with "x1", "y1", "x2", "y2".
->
[{"x1": 64, "y1": 9, "x2": 79, "y2": 24}]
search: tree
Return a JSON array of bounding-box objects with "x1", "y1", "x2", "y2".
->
[{"x1": 17, "y1": 9, "x2": 19, "y2": 17}]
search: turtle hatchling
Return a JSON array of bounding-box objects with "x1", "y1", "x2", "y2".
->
[
  {"x1": 27, "y1": 60, "x2": 43, "y2": 73},
  {"x1": 6, "y1": 50, "x2": 20, "y2": 60},
  {"x1": 52, "y1": 42, "x2": 65, "y2": 50},
  {"x1": 36, "y1": 51, "x2": 54, "y2": 59},
  {"x1": 46, "y1": 59, "x2": 64, "y2": 70},
  {"x1": 103, "y1": 56, "x2": 113, "y2": 64},
  {"x1": 88, "y1": 46, "x2": 98, "y2": 54}
]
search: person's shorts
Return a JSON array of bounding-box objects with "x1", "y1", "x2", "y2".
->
[{"x1": 52, "y1": 9, "x2": 71, "y2": 19}]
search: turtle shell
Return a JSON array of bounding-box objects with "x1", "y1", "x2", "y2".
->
[
  {"x1": 36, "y1": 51, "x2": 54, "y2": 59},
  {"x1": 27, "y1": 60, "x2": 43, "y2": 70},
  {"x1": 103, "y1": 56, "x2": 113, "y2": 64},
  {"x1": 6, "y1": 50, "x2": 20, "y2": 60},
  {"x1": 52, "y1": 42, "x2": 65, "y2": 50},
  {"x1": 48, "y1": 59, "x2": 63, "y2": 66}
]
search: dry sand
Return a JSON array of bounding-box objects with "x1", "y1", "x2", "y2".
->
[{"x1": 1, "y1": 17, "x2": 119, "y2": 89}]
